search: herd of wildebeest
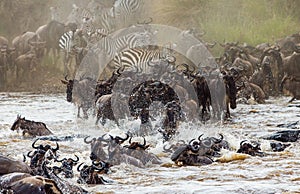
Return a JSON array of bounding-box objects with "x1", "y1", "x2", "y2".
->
[{"x1": 1, "y1": 7, "x2": 300, "y2": 194}]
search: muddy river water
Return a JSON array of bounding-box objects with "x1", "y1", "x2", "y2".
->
[{"x1": 0, "y1": 92, "x2": 300, "y2": 194}]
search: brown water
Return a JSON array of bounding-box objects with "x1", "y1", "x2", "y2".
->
[{"x1": 0, "y1": 92, "x2": 300, "y2": 194}]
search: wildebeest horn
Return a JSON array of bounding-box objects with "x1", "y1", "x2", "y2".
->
[
  {"x1": 97, "y1": 134, "x2": 110, "y2": 142},
  {"x1": 188, "y1": 138, "x2": 196, "y2": 145},
  {"x1": 129, "y1": 136, "x2": 132, "y2": 144},
  {"x1": 92, "y1": 160, "x2": 104, "y2": 168},
  {"x1": 52, "y1": 142, "x2": 59, "y2": 152},
  {"x1": 240, "y1": 140, "x2": 248, "y2": 146},
  {"x1": 32, "y1": 139, "x2": 40, "y2": 149},
  {"x1": 23, "y1": 154, "x2": 26, "y2": 162},
  {"x1": 119, "y1": 133, "x2": 130, "y2": 141},
  {"x1": 65, "y1": 75, "x2": 69, "y2": 81},
  {"x1": 92, "y1": 163, "x2": 104, "y2": 171},
  {"x1": 27, "y1": 151, "x2": 34, "y2": 158},
  {"x1": 142, "y1": 137, "x2": 146, "y2": 146},
  {"x1": 55, "y1": 157, "x2": 67, "y2": 162},
  {"x1": 84, "y1": 136, "x2": 95, "y2": 144},
  {"x1": 198, "y1": 134, "x2": 204, "y2": 142},
  {"x1": 71, "y1": 155, "x2": 79, "y2": 162},
  {"x1": 182, "y1": 63, "x2": 189, "y2": 70},
  {"x1": 77, "y1": 162, "x2": 85, "y2": 172},
  {"x1": 214, "y1": 134, "x2": 223, "y2": 143}
]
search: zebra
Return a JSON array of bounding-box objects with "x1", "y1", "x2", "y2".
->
[
  {"x1": 59, "y1": 29, "x2": 87, "y2": 77},
  {"x1": 95, "y1": 30, "x2": 155, "y2": 59},
  {"x1": 81, "y1": 5, "x2": 115, "y2": 33},
  {"x1": 113, "y1": 0, "x2": 144, "y2": 28},
  {"x1": 113, "y1": 47, "x2": 175, "y2": 73},
  {"x1": 80, "y1": 20, "x2": 109, "y2": 46}
]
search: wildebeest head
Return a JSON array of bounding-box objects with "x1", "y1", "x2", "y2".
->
[
  {"x1": 124, "y1": 136, "x2": 150, "y2": 150},
  {"x1": 11, "y1": 115, "x2": 25, "y2": 131},
  {"x1": 84, "y1": 135, "x2": 109, "y2": 161},
  {"x1": 55, "y1": 155, "x2": 79, "y2": 178},
  {"x1": 61, "y1": 76, "x2": 74, "y2": 102},
  {"x1": 32, "y1": 139, "x2": 59, "y2": 153},
  {"x1": 237, "y1": 140, "x2": 263, "y2": 156},
  {"x1": 223, "y1": 74, "x2": 237, "y2": 109}
]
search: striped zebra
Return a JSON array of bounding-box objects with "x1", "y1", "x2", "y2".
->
[
  {"x1": 96, "y1": 31, "x2": 154, "y2": 59},
  {"x1": 59, "y1": 30, "x2": 86, "y2": 76},
  {"x1": 80, "y1": 20, "x2": 109, "y2": 45},
  {"x1": 113, "y1": 47, "x2": 173, "y2": 73},
  {"x1": 113, "y1": 0, "x2": 144, "y2": 28},
  {"x1": 59, "y1": 31, "x2": 75, "y2": 76},
  {"x1": 81, "y1": 6, "x2": 115, "y2": 33}
]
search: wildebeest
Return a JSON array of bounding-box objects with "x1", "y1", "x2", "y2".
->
[
  {"x1": 282, "y1": 49, "x2": 300, "y2": 77},
  {"x1": 4, "y1": 176, "x2": 62, "y2": 194},
  {"x1": 280, "y1": 74, "x2": 300, "y2": 102},
  {"x1": 0, "y1": 156, "x2": 32, "y2": 175},
  {"x1": 276, "y1": 33, "x2": 300, "y2": 56},
  {"x1": 61, "y1": 76, "x2": 96, "y2": 119},
  {"x1": 36, "y1": 20, "x2": 75, "y2": 59},
  {"x1": 179, "y1": 64, "x2": 211, "y2": 120},
  {"x1": 170, "y1": 139, "x2": 214, "y2": 166},
  {"x1": 15, "y1": 51, "x2": 38, "y2": 82},
  {"x1": 0, "y1": 46, "x2": 9, "y2": 89},
  {"x1": 223, "y1": 73, "x2": 237, "y2": 118},
  {"x1": 53, "y1": 155, "x2": 79, "y2": 178},
  {"x1": 270, "y1": 142, "x2": 291, "y2": 152},
  {"x1": 11, "y1": 115, "x2": 53, "y2": 137},
  {"x1": 26, "y1": 139, "x2": 59, "y2": 175},
  {"x1": 95, "y1": 94, "x2": 119, "y2": 126},
  {"x1": 76, "y1": 162, "x2": 110, "y2": 185},
  {"x1": 237, "y1": 140, "x2": 264, "y2": 157},
  {"x1": 12, "y1": 31, "x2": 45, "y2": 58},
  {"x1": 42, "y1": 162, "x2": 88, "y2": 193},
  {"x1": 264, "y1": 130, "x2": 300, "y2": 142},
  {"x1": 123, "y1": 136, "x2": 162, "y2": 165},
  {"x1": 84, "y1": 135, "x2": 110, "y2": 161}
]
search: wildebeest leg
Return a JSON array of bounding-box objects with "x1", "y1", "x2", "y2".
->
[
  {"x1": 289, "y1": 97, "x2": 296, "y2": 103},
  {"x1": 83, "y1": 108, "x2": 88, "y2": 119},
  {"x1": 77, "y1": 106, "x2": 81, "y2": 118},
  {"x1": 100, "y1": 118, "x2": 106, "y2": 126},
  {"x1": 63, "y1": 52, "x2": 71, "y2": 77},
  {"x1": 225, "y1": 103, "x2": 230, "y2": 118}
]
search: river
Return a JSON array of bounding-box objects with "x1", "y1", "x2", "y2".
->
[{"x1": 0, "y1": 92, "x2": 299, "y2": 194}]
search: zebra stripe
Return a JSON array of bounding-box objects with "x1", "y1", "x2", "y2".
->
[
  {"x1": 59, "y1": 31, "x2": 74, "y2": 53},
  {"x1": 113, "y1": 48, "x2": 164, "y2": 73},
  {"x1": 97, "y1": 32, "x2": 149, "y2": 58},
  {"x1": 113, "y1": 0, "x2": 143, "y2": 27},
  {"x1": 114, "y1": 0, "x2": 142, "y2": 16},
  {"x1": 81, "y1": 6, "x2": 114, "y2": 33}
]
